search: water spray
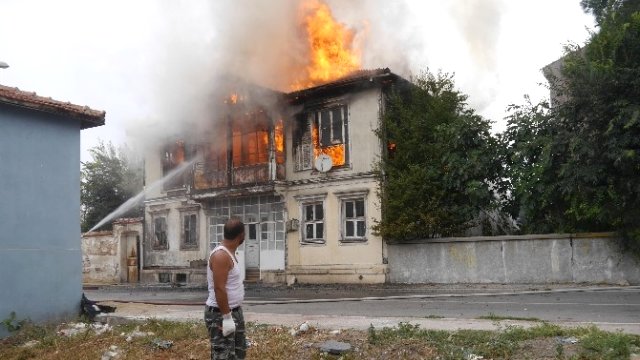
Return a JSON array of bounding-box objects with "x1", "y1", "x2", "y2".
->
[{"x1": 87, "y1": 155, "x2": 202, "y2": 233}]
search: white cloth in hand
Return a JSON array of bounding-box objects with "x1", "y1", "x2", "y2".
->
[{"x1": 222, "y1": 313, "x2": 236, "y2": 336}]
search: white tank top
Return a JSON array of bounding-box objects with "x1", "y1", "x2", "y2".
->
[{"x1": 206, "y1": 245, "x2": 244, "y2": 309}]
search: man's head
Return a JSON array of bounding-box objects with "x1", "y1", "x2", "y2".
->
[{"x1": 223, "y1": 217, "x2": 245, "y2": 245}]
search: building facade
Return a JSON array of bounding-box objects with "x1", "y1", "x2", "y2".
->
[
  {"x1": 0, "y1": 85, "x2": 104, "y2": 337},
  {"x1": 142, "y1": 69, "x2": 405, "y2": 284}
]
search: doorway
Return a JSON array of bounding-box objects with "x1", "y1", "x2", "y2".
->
[{"x1": 245, "y1": 223, "x2": 260, "y2": 269}]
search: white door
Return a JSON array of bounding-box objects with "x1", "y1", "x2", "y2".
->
[{"x1": 245, "y1": 223, "x2": 260, "y2": 269}]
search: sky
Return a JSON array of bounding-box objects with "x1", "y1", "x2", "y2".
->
[{"x1": 0, "y1": 1, "x2": 595, "y2": 163}]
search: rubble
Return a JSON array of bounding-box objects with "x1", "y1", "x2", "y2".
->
[{"x1": 318, "y1": 340, "x2": 352, "y2": 355}]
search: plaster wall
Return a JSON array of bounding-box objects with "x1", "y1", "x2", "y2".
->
[
  {"x1": 0, "y1": 105, "x2": 82, "y2": 337},
  {"x1": 144, "y1": 198, "x2": 209, "y2": 268},
  {"x1": 387, "y1": 233, "x2": 640, "y2": 284},
  {"x1": 285, "y1": 87, "x2": 382, "y2": 182},
  {"x1": 284, "y1": 177, "x2": 387, "y2": 284}
]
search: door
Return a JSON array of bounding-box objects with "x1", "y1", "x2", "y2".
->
[{"x1": 245, "y1": 223, "x2": 260, "y2": 269}]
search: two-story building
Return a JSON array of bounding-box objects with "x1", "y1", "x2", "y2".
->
[{"x1": 141, "y1": 68, "x2": 407, "y2": 284}]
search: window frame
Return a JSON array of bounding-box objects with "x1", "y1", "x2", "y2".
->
[
  {"x1": 294, "y1": 194, "x2": 327, "y2": 245},
  {"x1": 150, "y1": 209, "x2": 170, "y2": 250},
  {"x1": 294, "y1": 103, "x2": 349, "y2": 172},
  {"x1": 336, "y1": 189, "x2": 369, "y2": 244},
  {"x1": 179, "y1": 206, "x2": 200, "y2": 250}
]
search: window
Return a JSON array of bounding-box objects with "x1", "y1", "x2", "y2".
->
[
  {"x1": 162, "y1": 140, "x2": 195, "y2": 190},
  {"x1": 343, "y1": 199, "x2": 366, "y2": 242},
  {"x1": 294, "y1": 104, "x2": 349, "y2": 171},
  {"x1": 153, "y1": 216, "x2": 168, "y2": 250},
  {"x1": 181, "y1": 212, "x2": 198, "y2": 250},
  {"x1": 207, "y1": 195, "x2": 285, "y2": 251},
  {"x1": 295, "y1": 194, "x2": 327, "y2": 245},
  {"x1": 336, "y1": 190, "x2": 369, "y2": 243},
  {"x1": 232, "y1": 111, "x2": 269, "y2": 167},
  {"x1": 303, "y1": 203, "x2": 324, "y2": 244}
]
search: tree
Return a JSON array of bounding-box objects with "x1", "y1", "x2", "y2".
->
[
  {"x1": 503, "y1": 1, "x2": 640, "y2": 251},
  {"x1": 81, "y1": 141, "x2": 143, "y2": 232},
  {"x1": 375, "y1": 71, "x2": 508, "y2": 241}
]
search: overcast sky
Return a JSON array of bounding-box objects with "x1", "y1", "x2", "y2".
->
[{"x1": 0, "y1": 1, "x2": 595, "y2": 162}]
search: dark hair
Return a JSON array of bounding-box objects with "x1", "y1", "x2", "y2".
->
[{"x1": 224, "y1": 217, "x2": 245, "y2": 240}]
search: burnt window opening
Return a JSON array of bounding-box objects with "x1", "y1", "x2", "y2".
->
[
  {"x1": 158, "y1": 273, "x2": 171, "y2": 283},
  {"x1": 275, "y1": 118, "x2": 285, "y2": 165},
  {"x1": 162, "y1": 140, "x2": 195, "y2": 190},
  {"x1": 153, "y1": 216, "x2": 168, "y2": 250},
  {"x1": 182, "y1": 213, "x2": 198, "y2": 249},
  {"x1": 175, "y1": 273, "x2": 187, "y2": 283},
  {"x1": 294, "y1": 104, "x2": 349, "y2": 171},
  {"x1": 232, "y1": 111, "x2": 270, "y2": 167}
]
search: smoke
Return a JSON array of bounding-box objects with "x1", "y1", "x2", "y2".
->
[{"x1": 126, "y1": 0, "x2": 508, "y2": 151}]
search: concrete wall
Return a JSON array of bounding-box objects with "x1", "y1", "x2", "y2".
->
[
  {"x1": 387, "y1": 233, "x2": 640, "y2": 284},
  {"x1": 0, "y1": 105, "x2": 82, "y2": 337}
]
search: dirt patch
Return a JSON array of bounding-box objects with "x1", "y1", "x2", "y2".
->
[{"x1": 511, "y1": 338, "x2": 579, "y2": 360}]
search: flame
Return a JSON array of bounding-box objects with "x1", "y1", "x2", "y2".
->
[
  {"x1": 312, "y1": 124, "x2": 345, "y2": 166},
  {"x1": 174, "y1": 140, "x2": 185, "y2": 164},
  {"x1": 275, "y1": 119, "x2": 285, "y2": 164},
  {"x1": 226, "y1": 93, "x2": 240, "y2": 105},
  {"x1": 292, "y1": 0, "x2": 361, "y2": 90}
]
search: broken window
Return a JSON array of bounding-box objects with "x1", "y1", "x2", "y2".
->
[
  {"x1": 181, "y1": 213, "x2": 198, "y2": 249},
  {"x1": 162, "y1": 140, "x2": 194, "y2": 190},
  {"x1": 294, "y1": 104, "x2": 348, "y2": 171},
  {"x1": 275, "y1": 118, "x2": 285, "y2": 165},
  {"x1": 194, "y1": 131, "x2": 228, "y2": 190},
  {"x1": 232, "y1": 111, "x2": 269, "y2": 167},
  {"x1": 153, "y1": 216, "x2": 168, "y2": 250}
]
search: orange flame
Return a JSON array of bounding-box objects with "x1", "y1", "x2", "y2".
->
[
  {"x1": 312, "y1": 124, "x2": 345, "y2": 166},
  {"x1": 292, "y1": 0, "x2": 361, "y2": 90},
  {"x1": 275, "y1": 119, "x2": 285, "y2": 164}
]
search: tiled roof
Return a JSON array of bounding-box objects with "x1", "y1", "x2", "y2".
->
[{"x1": 0, "y1": 84, "x2": 105, "y2": 129}]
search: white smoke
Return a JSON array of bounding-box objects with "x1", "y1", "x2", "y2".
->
[{"x1": 126, "y1": 0, "x2": 509, "y2": 148}]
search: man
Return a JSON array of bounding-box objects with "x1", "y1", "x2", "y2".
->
[{"x1": 204, "y1": 217, "x2": 246, "y2": 359}]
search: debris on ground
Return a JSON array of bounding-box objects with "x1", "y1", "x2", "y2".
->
[
  {"x1": 556, "y1": 336, "x2": 579, "y2": 344},
  {"x1": 318, "y1": 340, "x2": 352, "y2": 355},
  {"x1": 58, "y1": 322, "x2": 112, "y2": 337},
  {"x1": 81, "y1": 293, "x2": 116, "y2": 321},
  {"x1": 151, "y1": 338, "x2": 173, "y2": 349},
  {"x1": 100, "y1": 345, "x2": 120, "y2": 360},
  {"x1": 20, "y1": 340, "x2": 39, "y2": 348}
]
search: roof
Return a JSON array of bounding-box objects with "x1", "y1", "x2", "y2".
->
[
  {"x1": 286, "y1": 68, "x2": 403, "y2": 104},
  {"x1": 0, "y1": 84, "x2": 105, "y2": 129}
]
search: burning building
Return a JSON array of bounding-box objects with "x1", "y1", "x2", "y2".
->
[{"x1": 140, "y1": 1, "x2": 409, "y2": 284}]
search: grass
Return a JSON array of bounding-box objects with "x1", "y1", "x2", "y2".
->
[
  {"x1": 0, "y1": 319, "x2": 639, "y2": 359},
  {"x1": 477, "y1": 312, "x2": 542, "y2": 322}
]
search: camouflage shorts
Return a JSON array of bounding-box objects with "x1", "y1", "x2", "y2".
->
[{"x1": 204, "y1": 306, "x2": 246, "y2": 360}]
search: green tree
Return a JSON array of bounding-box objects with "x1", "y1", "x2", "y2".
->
[
  {"x1": 501, "y1": 98, "x2": 573, "y2": 233},
  {"x1": 503, "y1": 0, "x2": 640, "y2": 251},
  {"x1": 375, "y1": 71, "x2": 508, "y2": 241},
  {"x1": 81, "y1": 141, "x2": 143, "y2": 232}
]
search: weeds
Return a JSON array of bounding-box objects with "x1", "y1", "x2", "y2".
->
[
  {"x1": 1, "y1": 319, "x2": 639, "y2": 359},
  {"x1": 477, "y1": 312, "x2": 542, "y2": 322}
]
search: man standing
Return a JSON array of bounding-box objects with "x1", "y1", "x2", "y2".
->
[{"x1": 205, "y1": 217, "x2": 246, "y2": 359}]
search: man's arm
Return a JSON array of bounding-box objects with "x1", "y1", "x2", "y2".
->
[{"x1": 210, "y1": 250, "x2": 233, "y2": 314}]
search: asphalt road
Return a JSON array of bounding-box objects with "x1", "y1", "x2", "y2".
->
[{"x1": 85, "y1": 284, "x2": 640, "y2": 326}]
